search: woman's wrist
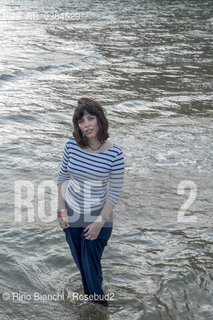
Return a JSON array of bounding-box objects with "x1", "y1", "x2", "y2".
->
[
  {"x1": 57, "y1": 208, "x2": 67, "y2": 214},
  {"x1": 95, "y1": 215, "x2": 106, "y2": 226},
  {"x1": 57, "y1": 208, "x2": 68, "y2": 220}
]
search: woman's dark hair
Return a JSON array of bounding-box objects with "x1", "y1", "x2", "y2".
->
[{"x1": 72, "y1": 97, "x2": 109, "y2": 148}]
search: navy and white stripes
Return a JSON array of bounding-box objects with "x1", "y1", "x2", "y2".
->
[{"x1": 57, "y1": 137, "x2": 124, "y2": 213}]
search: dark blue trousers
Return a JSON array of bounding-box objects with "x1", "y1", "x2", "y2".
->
[{"x1": 63, "y1": 203, "x2": 113, "y2": 307}]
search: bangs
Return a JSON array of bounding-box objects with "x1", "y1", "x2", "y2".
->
[{"x1": 74, "y1": 104, "x2": 97, "y2": 122}]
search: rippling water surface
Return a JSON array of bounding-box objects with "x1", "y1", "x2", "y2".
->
[{"x1": 0, "y1": 0, "x2": 213, "y2": 319}]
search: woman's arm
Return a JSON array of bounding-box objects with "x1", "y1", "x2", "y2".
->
[
  {"x1": 57, "y1": 182, "x2": 69, "y2": 229},
  {"x1": 56, "y1": 141, "x2": 70, "y2": 229},
  {"x1": 95, "y1": 200, "x2": 114, "y2": 225},
  {"x1": 99, "y1": 150, "x2": 125, "y2": 223},
  {"x1": 57, "y1": 182, "x2": 66, "y2": 210}
]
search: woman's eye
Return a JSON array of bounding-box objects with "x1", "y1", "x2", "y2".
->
[{"x1": 78, "y1": 116, "x2": 94, "y2": 124}]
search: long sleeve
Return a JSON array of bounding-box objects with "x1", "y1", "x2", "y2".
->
[
  {"x1": 106, "y1": 150, "x2": 125, "y2": 206},
  {"x1": 57, "y1": 141, "x2": 70, "y2": 185}
]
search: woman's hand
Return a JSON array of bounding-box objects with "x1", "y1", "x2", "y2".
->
[
  {"x1": 84, "y1": 221, "x2": 104, "y2": 240},
  {"x1": 58, "y1": 215, "x2": 69, "y2": 230}
]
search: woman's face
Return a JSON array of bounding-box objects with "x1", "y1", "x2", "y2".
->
[{"x1": 78, "y1": 111, "x2": 99, "y2": 138}]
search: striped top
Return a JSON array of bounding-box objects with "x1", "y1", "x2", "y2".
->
[{"x1": 57, "y1": 136, "x2": 125, "y2": 214}]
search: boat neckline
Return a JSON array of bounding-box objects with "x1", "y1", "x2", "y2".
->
[{"x1": 77, "y1": 143, "x2": 116, "y2": 154}]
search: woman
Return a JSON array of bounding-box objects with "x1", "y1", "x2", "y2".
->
[{"x1": 57, "y1": 97, "x2": 125, "y2": 307}]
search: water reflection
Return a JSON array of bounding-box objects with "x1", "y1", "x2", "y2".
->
[{"x1": 0, "y1": 0, "x2": 213, "y2": 319}]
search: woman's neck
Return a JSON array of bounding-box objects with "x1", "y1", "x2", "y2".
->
[{"x1": 87, "y1": 137, "x2": 103, "y2": 150}]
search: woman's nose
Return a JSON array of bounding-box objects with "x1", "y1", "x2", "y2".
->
[
  {"x1": 83, "y1": 122, "x2": 90, "y2": 130},
  {"x1": 83, "y1": 120, "x2": 88, "y2": 127}
]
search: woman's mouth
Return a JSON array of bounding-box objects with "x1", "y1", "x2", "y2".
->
[{"x1": 86, "y1": 129, "x2": 93, "y2": 134}]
